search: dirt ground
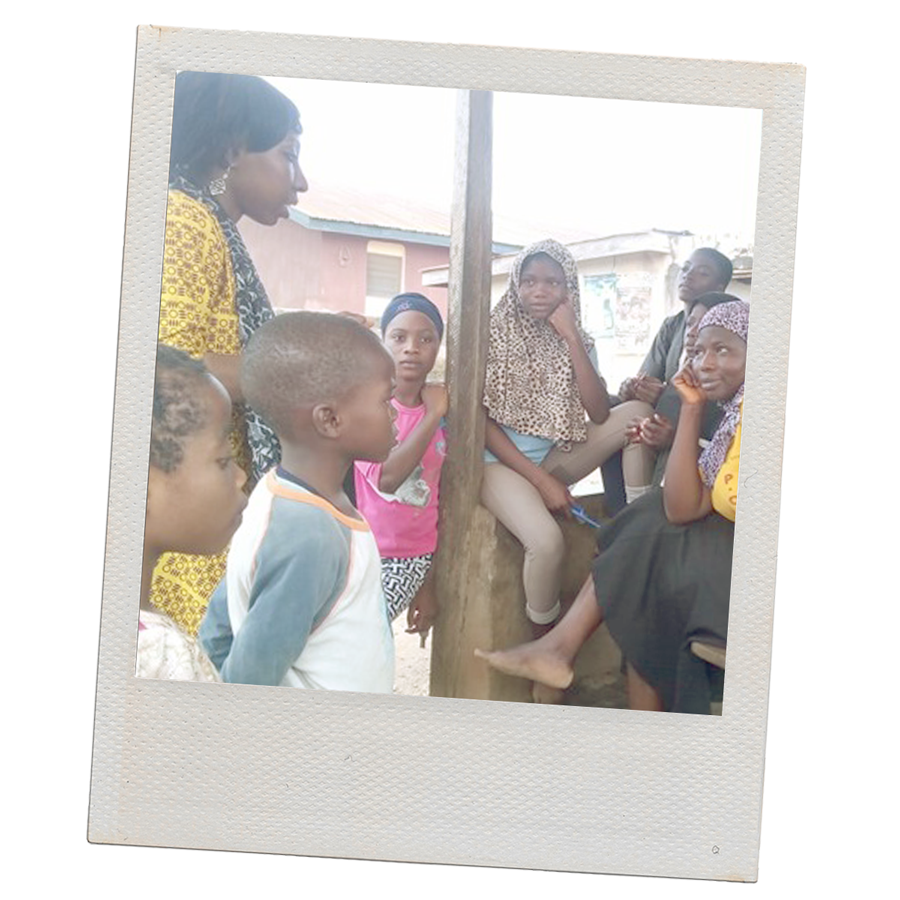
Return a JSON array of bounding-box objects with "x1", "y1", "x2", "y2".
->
[{"x1": 391, "y1": 617, "x2": 432, "y2": 696}]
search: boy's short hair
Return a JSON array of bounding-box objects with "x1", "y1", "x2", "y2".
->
[
  {"x1": 695, "y1": 247, "x2": 734, "y2": 287},
  {"x1": 242, "y1": 312, "x2": 389, "y2": 439},
  {"x1": 151, "y1": 345, "x2": 211, "y2": 473}
]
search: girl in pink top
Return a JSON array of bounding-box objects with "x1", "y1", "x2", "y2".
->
[{"x1": 354, "y1": 294, "x2": 447, "y2": 642}]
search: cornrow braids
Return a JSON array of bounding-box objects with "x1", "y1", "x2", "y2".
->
[{"x1": 150, "y1": 345, "x2": 211, "y2": 473}]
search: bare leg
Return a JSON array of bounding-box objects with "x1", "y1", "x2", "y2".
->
[
  {"x1": 625, "y1": 661, "x2": 664, "y2": 711},
  {"x1": 475, "y1": 574, "x2": 604, "y2": 689},
  {"x1": 530, "y1": 619, "x2": 555, "y2": 640},
  {"x1": 529, "y1": 619, "x2": 565, "y2": 704}
]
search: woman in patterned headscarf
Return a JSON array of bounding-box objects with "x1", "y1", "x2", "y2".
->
[
  {"x1": 480, "y1": 239, "x2": 656, "y2": 657},
  {"x1": 477, "y1": 300, "x2": 750, "y2": 715},
  {"x1": 150, "y1": 72, "x2": 308, "y2": 635}
]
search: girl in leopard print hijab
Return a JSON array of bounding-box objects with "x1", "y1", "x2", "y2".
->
[
  {"x1": 484, "y1": 238, "x2": 595, "y2": 443},
  {"x1": 480, "y1": 240, "x2": 656, "y2": 670}
]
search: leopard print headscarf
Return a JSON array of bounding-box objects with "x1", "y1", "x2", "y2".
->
[{"x1": 483, "y1": 239, "x2": 596, "y2": 444}]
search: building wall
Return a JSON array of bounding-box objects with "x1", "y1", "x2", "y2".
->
[
  {"x1": 238, "y1": 216, "x2": 322, "y2": 311},
  {"x1": 238, "y1": 218, "x2": 449, "y2": 317},
  {"x1": 239, "y1": 220, "x2": 748, "y2": 390},
  {"x1": 317, "y1": 233, "x2": 368, "y2": 313},
  {"x1": 402, "y1": 243, "x2": 450, "y2": 316}
]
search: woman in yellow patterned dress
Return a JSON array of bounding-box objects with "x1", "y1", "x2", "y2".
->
[{"x1": 151, "y1": 72, "x2": 308, "y2": 634}]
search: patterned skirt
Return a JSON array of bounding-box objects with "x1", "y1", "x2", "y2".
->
[{"x1": 381, "y1": 554, "x2": 434, "y2": 620}]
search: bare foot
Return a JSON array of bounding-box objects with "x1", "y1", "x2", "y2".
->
[
  {"x1": 474, "y1": 642, "x2": 574, "y2": 689},
  {"x1": 532, "y1": 682, "x2": 566, "y2": 704}
]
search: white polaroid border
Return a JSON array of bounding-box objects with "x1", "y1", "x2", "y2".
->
[{"x1": 88, "y1": 26, "x2": 803, "y2": 882}]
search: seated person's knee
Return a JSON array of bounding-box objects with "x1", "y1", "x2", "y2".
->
[{"x1": 524, "y1": 523, "x2": 566, "y2": 564}]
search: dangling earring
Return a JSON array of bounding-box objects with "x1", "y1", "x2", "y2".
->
[{"x1": 208, "y1": 167, "x2": 230, "y2": 196}]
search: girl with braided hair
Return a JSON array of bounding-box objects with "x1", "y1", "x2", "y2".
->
[{"x1": 138, "y1": 346, "x2": 247, "y2": 681}]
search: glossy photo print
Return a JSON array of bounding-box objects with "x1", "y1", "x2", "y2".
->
[
  {"x1": 139, "y1": 71, "x2": 759, "y2": 716},
  {"x1": 90, "y1": 27, "x2": 802, "y2": 883}
]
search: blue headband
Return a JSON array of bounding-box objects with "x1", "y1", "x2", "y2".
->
[{"x1": 380, "y1": 293, "x2": 444, "y2": 339}]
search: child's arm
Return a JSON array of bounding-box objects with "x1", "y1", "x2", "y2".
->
[
  {"x1": 663, "y1": 364, "x2": 713, "y2": 524},
  {"x1": 547, "y1": 300, "x2": 610, "y2": 424},
  {"x1": 406, "y1": 564, "x2": 438, "y2": 641},
  {"x1": 377, "y1": 385, "x2": 448, "y2": 494},
  {"x1": 619, "y1": 316, "x2": 680, "y2": 404},
  {"x1": 219, "y1": 526, "x2": 346, "y2": 686},
  {"x1": 485, "y1": 416, "x2": 573, "y2": 518},
  {"x1": 619, "y1": 318, "x2": 677, "y2": 407}
]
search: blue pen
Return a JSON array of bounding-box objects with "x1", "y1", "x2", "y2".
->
[{"x1": 570, "y1": 504, "x2": 602, "y2": 529}]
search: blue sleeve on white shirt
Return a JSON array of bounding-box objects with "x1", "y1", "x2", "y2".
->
[
  {"x1": 197, "y1": 578, "x2": 232, "y2": 671},
  {"x1": 219, "y1": 509, "x2": 349, "y2": 686}
]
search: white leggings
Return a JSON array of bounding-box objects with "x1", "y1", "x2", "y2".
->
[{"x1": 480, "y1": 401, "x2": 655, "y2": 624}]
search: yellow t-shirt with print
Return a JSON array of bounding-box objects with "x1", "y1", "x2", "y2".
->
[{"x1": 710, "y1": 408, "x2": 742, "y2": 523}]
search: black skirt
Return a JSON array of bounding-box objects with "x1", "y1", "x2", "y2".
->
[{"x1": 591, "y1": 489, "x2": 734, "y2": 714}]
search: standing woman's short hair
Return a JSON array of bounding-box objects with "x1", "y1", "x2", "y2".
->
[{"x1": 168, "y1": 72, "x2": 302, "y2": 183}]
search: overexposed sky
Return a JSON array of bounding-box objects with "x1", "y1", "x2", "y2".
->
[{"x1": 269, "y1": 76, "x2": 761, "y2": 246}]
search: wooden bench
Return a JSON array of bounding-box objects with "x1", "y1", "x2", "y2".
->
[{"x1": 690, "y1": 641, "x2": 727, "y2": 670}]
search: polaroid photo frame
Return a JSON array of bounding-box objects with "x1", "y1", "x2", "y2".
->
[{"x1": 89, "y1": 26, "x2": 803, "y2": 881}]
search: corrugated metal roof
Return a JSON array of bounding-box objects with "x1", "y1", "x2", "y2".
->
[
  {"x1": 289, "y1": 183, "x2": 601, "y2": 248},
  {"x1": 421, "y1": 228, "x2": 690, "y2": 287}
]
